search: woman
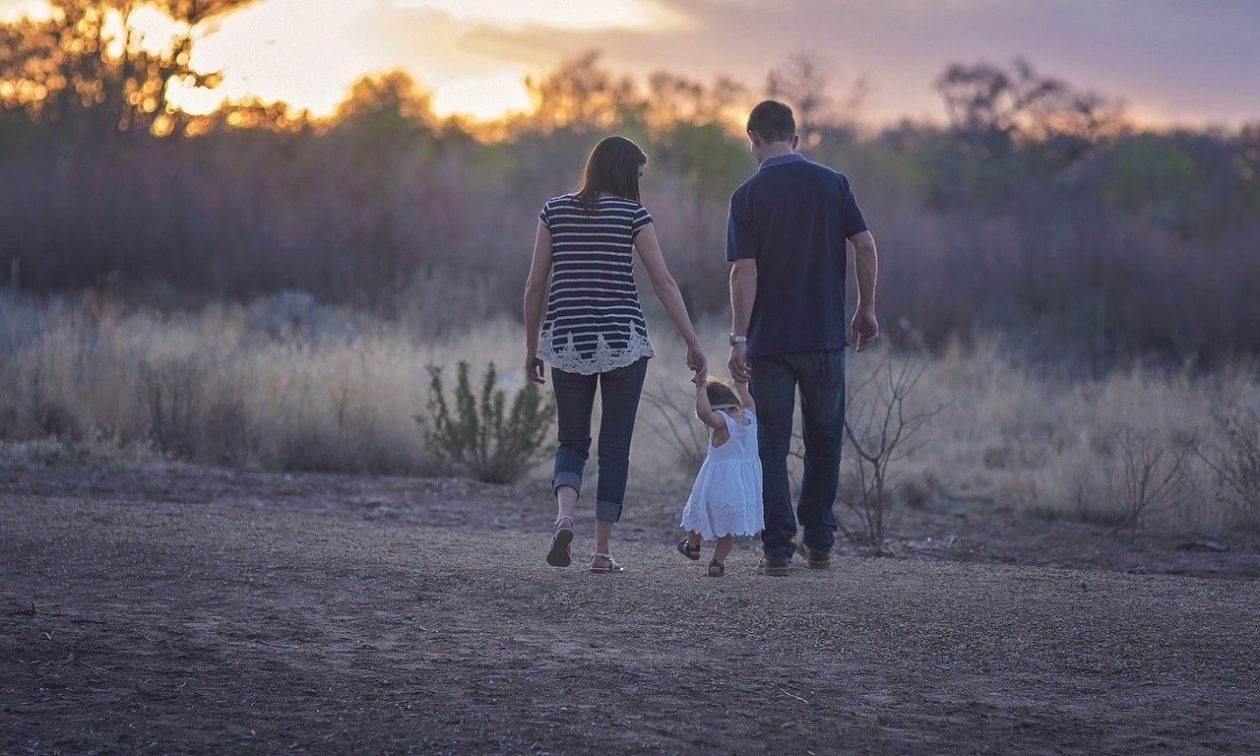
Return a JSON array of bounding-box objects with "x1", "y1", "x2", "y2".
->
[{"x1": 523, "y1": 135, "x2": 706, "y2": 573}]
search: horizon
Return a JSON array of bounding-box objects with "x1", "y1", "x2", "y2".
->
[{"x1": 1, "y1": 0, "x2": 1258, "y2": 129}]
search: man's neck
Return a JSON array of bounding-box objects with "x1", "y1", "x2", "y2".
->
[{"x1": 760, "y1": 142, "x2": 796, "y2": 162}]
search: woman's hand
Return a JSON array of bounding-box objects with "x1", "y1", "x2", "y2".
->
[
  {"x1": 525, "y1": 353, "x2": 546, "y2": 385},
  {"x1": 686, "y1": 341, "x2": 708, "y2": 384}
]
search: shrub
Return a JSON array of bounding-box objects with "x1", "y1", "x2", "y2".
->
[
  {"x1": 842, "y1": 355, "x2": 942, "y2": 555},
  {"x1": 1106, "y1": 423, "x2": 1196, "y2": 537},
  {"x1": 1200, "y1": 409, "x2": 1260, "y2": 524},
  {"x1": 419, "y1": 362, "x2": 555, "y2": 484},
  {"x1": 140, "y1": 356, "x2": 204, "y2": 460},
  {"x1": 640, "y1": 382, "x2": 708, "y2": 478}
]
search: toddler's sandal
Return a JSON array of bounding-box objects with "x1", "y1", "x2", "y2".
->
[
  {"x1": 677, "y1": 539, "x2": 701, "y2": 561},
  {"x1": 707, "y1": 560, "x2": 725, "y2": 578}
]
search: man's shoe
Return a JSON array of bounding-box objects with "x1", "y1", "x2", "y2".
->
[
  {"x1": 796, "y1": 542, "x2": 831, "y2": 570},
  {"x1": 755, "y1": 555, "x2": 791, "y2": 576}
]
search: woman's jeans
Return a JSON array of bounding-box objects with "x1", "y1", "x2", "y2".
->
[
  {"x1": 750, "y1": 349, "x2": 846, "y2": 560},
  {"x1": 550, "y1": 357, "x2": 648, "y2": 523}
]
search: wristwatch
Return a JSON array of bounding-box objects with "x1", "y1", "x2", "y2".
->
[{"x1": 729, "y1": 334, "x2": 748, "y2": 346}]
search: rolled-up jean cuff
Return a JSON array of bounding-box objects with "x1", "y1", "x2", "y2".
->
[
  {"x1": 594, "y1": 499, "x2": 623, "y2": 523},
  {"x1": 553, "y1": 471, "x2": 583, "y2": 497}
]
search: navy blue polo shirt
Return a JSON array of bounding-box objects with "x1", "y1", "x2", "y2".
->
[{"x1": 726, "y1": 153, "x2": 868, "y2": 358}]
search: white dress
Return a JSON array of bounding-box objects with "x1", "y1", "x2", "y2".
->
[{"x1": 681, "y1": 409, "x2": 765, "y2": 540}]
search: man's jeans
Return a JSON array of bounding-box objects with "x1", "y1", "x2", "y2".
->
[
  {"x1": 551, "y1": 357, "x2": 648, "y2": 523},
  {"x1": 750, "y1": 349, "x2": 846, "y2": 559}
]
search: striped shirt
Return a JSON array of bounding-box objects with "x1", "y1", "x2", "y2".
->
[{"x1": 537, "y1": 193, "x2": 656, "y2": 375}]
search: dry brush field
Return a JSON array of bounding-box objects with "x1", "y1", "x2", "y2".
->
[{"x1": 2, "y1": 294, "x2": 1257, "y2": 535}]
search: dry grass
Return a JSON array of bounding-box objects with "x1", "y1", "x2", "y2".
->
[
  {"x1": 898, "y1": 337, "x2": 1260, "y2": 533},
  {"x1": 1, "y1": 293, "x2": 1257, "y2": 533},
  {"x1": 0, "y1": 294, "x2": 518, "y2": 475}
]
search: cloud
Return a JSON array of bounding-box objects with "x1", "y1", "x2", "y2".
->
[
  {"x1": 455, "y1": 0, "x2": 1260, "y2": 125},
  {"x1": 347, "y1": 6, "x2": 511, "y2": 82},
  {"x1": 27, "y1": 0, "x2": 1251, "y2": 125},
  {"x1": 0, "y1": 0, "x2": 53, "y2": 21}
]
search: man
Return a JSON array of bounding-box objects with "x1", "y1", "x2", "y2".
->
[{"x1": 726, "y1": 99, "x2": 880, "y2": 577}]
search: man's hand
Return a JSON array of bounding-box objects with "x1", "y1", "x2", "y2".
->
[
  {"x1": 525, "y1": 353, "x2": 546, "y2": 384},
  {"x1": 850, "y1": 308, "x2": 879, "y2": 352},
  {"x1": 728, "y1": 342, "x2": 751, "y2": 382}
]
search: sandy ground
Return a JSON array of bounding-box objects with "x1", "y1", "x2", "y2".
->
[{"x1": 2, "y1": 465, "x2": 1258, "y2": 755}]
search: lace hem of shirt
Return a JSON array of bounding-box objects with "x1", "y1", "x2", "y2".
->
[{"x1": 538, "y1": 329, "x2": 655, "y2": 375}]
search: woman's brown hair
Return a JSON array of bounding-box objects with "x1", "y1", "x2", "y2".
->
[{"x1": 573, "y1": 135, "x2": 647, "y2": 209}]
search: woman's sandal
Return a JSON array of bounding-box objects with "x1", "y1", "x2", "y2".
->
[
  {"x1": 589, "y1": 552, "x2": 625, "y2": 574},
  {"x1": 707, "y1": 560, "x2": 725, "y2": 578},
  {"x1": 677, "y1": 539, "x2": 701, "y2": 561},
  {"x1": 546, "y1": 516, "x2": 575, "y2": 567}
]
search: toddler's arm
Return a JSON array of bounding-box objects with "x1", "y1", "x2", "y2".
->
[
  {"x1": 733, "y1": 377, "x2": 756, "y2": 415},
  {"x1": 694, "y1": 377, "x2": 726, "y2": 431}
]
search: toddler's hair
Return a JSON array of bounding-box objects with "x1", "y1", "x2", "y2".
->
[{"x1": 705, "y1": 377, "x2": 741, "y2": 410}]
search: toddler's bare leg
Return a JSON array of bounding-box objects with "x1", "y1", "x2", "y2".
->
[{"x1": 713, "y1": 535, "x2": 735, "y2": 564}]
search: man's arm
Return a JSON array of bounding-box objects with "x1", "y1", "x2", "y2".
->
[
  {"x1": 849, "y1": 230, "x2": 879, "y2": 351},
  {"x1": 728, "y1": 258, "x2": 757, "y2": 380},
  {"x1": 725, "y1": 185, "x2": 758, "y2": 381}
]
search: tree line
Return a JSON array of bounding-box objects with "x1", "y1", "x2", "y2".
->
[{"x1": 2, "y1": 1, "x2": 1258, "y2": 369}]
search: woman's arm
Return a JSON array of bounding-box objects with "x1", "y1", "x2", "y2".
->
[
  {"x1": 732, "y1": 378, "x2": 756, "y2": 415},
  {"x1": 634, "y1": 223, "x2": 706, "y2": 381},
  {"x1": 694, "y1": 377, "x2": 725, "y2": 431},
  {"x1": 523, "y1": 220, "x2": 553, "y2": 384}
]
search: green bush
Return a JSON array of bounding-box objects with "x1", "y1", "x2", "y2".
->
[{"x1": 418, "y1": 361, "x2": 555, "y2": 484}]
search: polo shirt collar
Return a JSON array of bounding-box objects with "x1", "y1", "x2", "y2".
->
[{"x1": 759, "y1": 152, "x2": 806, "y2": 171}]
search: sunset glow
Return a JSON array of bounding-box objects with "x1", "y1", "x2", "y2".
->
[
  {"x1": 1, "y1": 0, "x2": 1256, "y2": 126},
  {"x1": 161, "y1": 0, "x2": 686, "y2": 120},
  {"x1": 430, "y1": 70, "x2": 534, "y2": 120}
]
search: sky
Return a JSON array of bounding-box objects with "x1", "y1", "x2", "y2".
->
[{"x1": 2, "y1": 0, "x2": 1258, "y2": 126}]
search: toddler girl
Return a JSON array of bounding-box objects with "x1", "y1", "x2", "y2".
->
[{"x1": 677, "y1": 376, "x2": 764, "y2": 576}]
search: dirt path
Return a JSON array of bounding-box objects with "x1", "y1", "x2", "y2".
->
[{"x1": 2, "y1": 466, "x2": 1258, "y2": 754}]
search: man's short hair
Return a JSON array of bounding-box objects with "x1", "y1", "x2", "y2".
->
[{"x1": 747, "y1": 100, "x2": 796, "y2": 143}]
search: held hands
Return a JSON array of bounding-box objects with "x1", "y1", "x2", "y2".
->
[
  {"x1": 686, "y1": 341, "x2": 708, "y2": 385},
  {"x1": 851, "y1": 307, "x2": 879, "y2": 352}
]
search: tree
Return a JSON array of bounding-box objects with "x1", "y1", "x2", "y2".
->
[
  {"x1": 0, "y1": 0, "x2": 258, "y2": 136},
  {"x1": 934, "y1": 57, "x2": 1124, "y2": 160},
  {"x1": 766, "y1": 53, "x2": 866, "y2": 149},
  {"x1": 523, "y1": 50, "x2": 642, "y2": 133},
  {"x1": 190, "y1": 95, "x2": 310, "y2": 134},
  {"x1": 333, "y1": 70, "x2": 435, "y2": 138}
]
